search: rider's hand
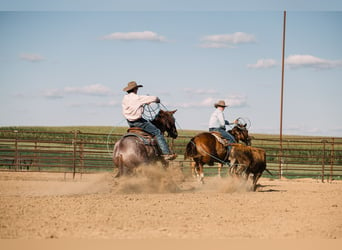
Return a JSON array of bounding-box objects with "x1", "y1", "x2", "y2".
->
[
  {"x1": 155, "y1": 97, "x2": 161, "y2": 103},
  {"x1": 234, "y1": 119, "x2": 238, "y2": 124}
]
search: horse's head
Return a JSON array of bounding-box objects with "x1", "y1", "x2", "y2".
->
[
  {"x1": 229, "y1": 123, "x2": 251, "y2": 146},
  {"x1": 152, "y1": 109, "x2": 178, "y2": 139}
]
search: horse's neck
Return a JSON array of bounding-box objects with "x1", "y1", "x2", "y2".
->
[
  {"x1": 228, "y1": 130, "x2": 239, "y2": 142},
  {"x1": 151, "y1": 119, "x2": 165, "y2": 134}
]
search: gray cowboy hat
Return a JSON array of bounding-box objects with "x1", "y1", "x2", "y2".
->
[
  {"x1": 214, "y1": 100, "x2": 228, "y2": 108},
  {"x1": 123, "y1": 81, "x2": 143, "y2": 92}
]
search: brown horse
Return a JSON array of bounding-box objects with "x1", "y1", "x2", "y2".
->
[
  {"x1": 113, "y1": 109, "x2": 178, "y2": 177},
  {"x1": 184, "y1": 124, "x2": 251, "y2": 183}
]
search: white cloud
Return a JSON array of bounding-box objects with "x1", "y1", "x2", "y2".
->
[
  {"x1": 43, "y1": 89, "x2": 64, "y2": 99},
  {"x1": 64, "y1": 84, "x2": 112, "y2": 96},
  {"x1": 101, "y1": 31, "x2": 167, "y2": 42},
  {"x1": 67, "y1": 100, "x2": 119, "y2": 108},
  {"x1": 224, "y1": 95, "x2": 248, "y2": 108},
  {"x1": 283, "y1": 124, "x2": 323, "y2": 136},
  {"x1": 94, "y1": 100, "x2": 119, "y2": 107},
  {"x1": 199, "y1": 42, "x2": 235, "y2": 49},
  {"x1": 20, "y1": 53, "x2": 44, "y2": 62},
  {"x1": 199, "y1": 32, "x2": 256, "y2": 48},
  {"x1": 176, "y1": 95, "x2": 247, "y2": 109},
  {"x1": 254, "y1": 124, "x2": 342, "y2": 137},
  {"x1": 247, "y1": 58, "x2": 278, "y2": 69},
  {"x1": 247, "y1": 55, "x2": 342, "y2": 70},
  {"x1": 179, "y1": 97, "x2": 214, "y2": 108},
  {"x1": 286, "y1": 54, "x2": 342, "y2": 69},
  {"x1": 43, "y1": 84, "x2": 113, "y2": 99},
  {"x1": 184, "y1": 88, "x2": 218, "y2": 95}
]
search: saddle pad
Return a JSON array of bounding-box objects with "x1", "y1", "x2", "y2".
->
[
  {"x1": 124, "y1": 129, "x2": 157, "y2": 146},
  {"x1": 210, "y1": 132, "x2": 229, "y2": 147}
]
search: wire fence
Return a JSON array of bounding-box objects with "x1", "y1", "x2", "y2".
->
[{"x1": 0, "y1": 129, "x2": 341, "y2": 182}]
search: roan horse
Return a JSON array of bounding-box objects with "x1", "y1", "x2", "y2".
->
[
  {"x1": 184, "y1": 124, "x2": 251, "y2": 183},
  {"x1": 113, "y1": 109, "x2": 178, "y2": 177}
]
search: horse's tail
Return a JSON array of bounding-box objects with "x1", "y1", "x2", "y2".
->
[{"x1": 184, "y1": 138, "x2": 197, "y2": 159}]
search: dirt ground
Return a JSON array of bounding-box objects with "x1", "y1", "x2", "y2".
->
[{"x1": 0, "y1": 166, "x2": 341, "y2": 240}]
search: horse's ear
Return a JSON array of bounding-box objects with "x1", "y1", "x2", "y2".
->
[
  {"x1": 244, "y1": 123, "x2": 247, "y2": 127},
  {"x1": 169, "y1": 109, "x2": 177, "y2": 114}
]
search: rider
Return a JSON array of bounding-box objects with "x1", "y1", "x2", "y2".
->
[
  {"x1": 208, "y1": 100, "x2": 238, "y2": 144},
  {"x1": 121, "y1": 81, "x2": 177, "y2": 161}
]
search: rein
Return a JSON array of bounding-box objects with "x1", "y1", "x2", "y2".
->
[
  {"x1": 191, "y1": 140, "x2": 248, "y2": 172},
  {"x1": 190, "y1": 140, "x2": 231, "y2": 166}
]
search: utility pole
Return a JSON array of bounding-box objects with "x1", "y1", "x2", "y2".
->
[{"x1": 279, "y1": 10, "x2": 286, "y2": 179}]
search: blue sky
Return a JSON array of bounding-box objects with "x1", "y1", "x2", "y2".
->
[
  {"x1": 1, "y1": 1, "x2": 342, "y2": 136},
  {"x1": 0, "y1": 0, "x2": 341, "y2": 11}
]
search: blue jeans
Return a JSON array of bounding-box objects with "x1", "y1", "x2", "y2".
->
[
  {"x1": 209, "y1": 127, "x2": 236, "y2": 143},
  {"x1": 127, "y1": 118, "x2": 171, "y2": 155}
]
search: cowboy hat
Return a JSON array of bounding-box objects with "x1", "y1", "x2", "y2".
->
[
  {"x1": 214, "y1": 100, "x2": 228, "y2": 108},
  {"x1": 123, "y1": 81, "x2": 143, "y2": 92}
]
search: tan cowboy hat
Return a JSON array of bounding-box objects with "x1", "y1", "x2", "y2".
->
[
  {"x1": 123, "y1": 81, "x2": 143, "y2": 92},
  {"x1": 214, "y1": 100, "x2": 228, "y2": 108}
]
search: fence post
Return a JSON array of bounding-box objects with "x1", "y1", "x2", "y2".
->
[
  {"x1": 79, "y1": 139, "x2": 84, "y2": 178},
  {"x1": 14, "y1": 130, "x2": 19, "y2": 171},
  {"x1": 72, "y1": 130, "x2": 79, "y2": 179},
  {"x1": 321, "y1": 140, "x2": 327, "y2": 183},
  {"x1": 278, "y1": 149, "x2": 283, "y2": 179},
  {"x1": 34, "y1": 141, "x2": 39, "y2": 171},
  {"x1": 330, "y1": 138, "x2": 334, "y2": 182}
]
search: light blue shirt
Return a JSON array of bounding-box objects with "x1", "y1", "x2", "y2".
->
[{"x1": 209, "y1": 108, "x2": 229, "y2": 129}]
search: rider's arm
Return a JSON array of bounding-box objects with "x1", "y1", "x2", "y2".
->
[
  {"x1": 225, "y1": 119, "x2": 238, "y2": 125},
  {"x1": 137, "y1": 95, "x2": 159, "y2": 105}
]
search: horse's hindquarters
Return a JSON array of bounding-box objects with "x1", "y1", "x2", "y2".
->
[{"x1": 113, "y1": 136, "x2": 160, "y2": 176}]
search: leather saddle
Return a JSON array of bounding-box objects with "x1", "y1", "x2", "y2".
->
[
  {"x1": 210, "y1": 131, "x2": 229, "y2": 147},
  {"x1": 124, "y1": 127, "x2": 158, "y2": 146}
]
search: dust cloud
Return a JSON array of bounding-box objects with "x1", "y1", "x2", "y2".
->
[
  {"x1": 0, "y1": 166, "x2": 254, "y2": 197},
  {"x1": 111, "y1": 164, "x2": 184, "y2": 194},
  {"x1": 110, "y1": 164, "x2": 254, "y2": 194}
]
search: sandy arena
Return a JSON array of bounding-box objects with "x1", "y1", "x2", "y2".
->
[{"x1": 0, "y1": 166, "x2": 341, "y2": 239}]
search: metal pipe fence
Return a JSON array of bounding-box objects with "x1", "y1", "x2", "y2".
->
[
  {"x1": 251, "y1": 136, "x2": 342, "y2": 182},
  {"x1": 0, "y1": 129, "x2": 341, "y2": 181}
]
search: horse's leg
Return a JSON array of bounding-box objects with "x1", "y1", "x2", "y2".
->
[
  {"x1": 191, "y1": 160, "x2": 198, "y2": 179},
  {"x1": 161, "y1": 157, "x2": 170, "y2": 169},
  {"x1": 114, "y1": 154, "x2": 124, "y2": 178},
  {"x1": 217, "y1": 163, "x2": 223, "y2": 177},
  {"x1": 228, "y1": 158, "x2": 237, "y2": 177},
  {"x1": 238, "y1": 165, "x2": 250, "y2": 184},
  {"x1": 193, "y1": 161, "x2": 204, "y2": 184},
  {"x1": 252, "y1": 172, "x2": 263, "y2": 191},
  {"x1": 199, "y1": 163, "x2": 205, "y2": 184}
]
